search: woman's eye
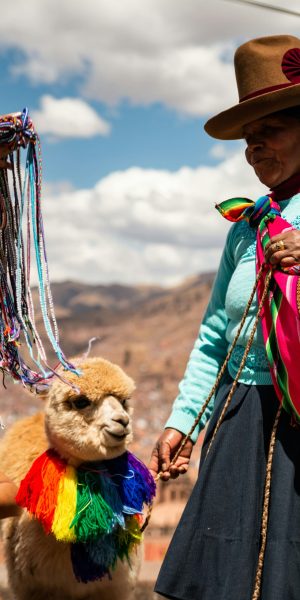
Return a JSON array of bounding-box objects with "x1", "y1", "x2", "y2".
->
[{"x1": 72, "y1": 395, "x2": 91, "y2": 410}]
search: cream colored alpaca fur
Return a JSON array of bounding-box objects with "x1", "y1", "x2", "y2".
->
[{"x1": 0, "y1": 357, "x2": 142, "y2": 600}]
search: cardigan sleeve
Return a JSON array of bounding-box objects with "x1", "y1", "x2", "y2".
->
[{"x1": 164, "y1": 225, "x2": 236, "y2": 442}]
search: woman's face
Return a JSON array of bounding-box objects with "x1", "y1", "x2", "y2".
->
[{"x1": 243, "y1": 114, "x2": 300, "y2": 188}]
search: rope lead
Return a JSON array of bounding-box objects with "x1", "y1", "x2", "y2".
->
[
  {"x1": 143, "y1": 266, "x2": 281, "y2": 600},
  {"x1": 251, "y1": 403, "x2": 282, "y2": 600}
]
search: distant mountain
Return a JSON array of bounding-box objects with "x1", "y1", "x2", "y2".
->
[{"x1": 50, "y1": 280, "x2": 164, "y2": 314}]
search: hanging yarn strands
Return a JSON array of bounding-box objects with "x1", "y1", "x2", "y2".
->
[
  {"x1": 0, "y1": 108, "x2": 77, "y2": 388},
  {"x1": 16, "y1": 449, "x2": 156, "y2": 583}
]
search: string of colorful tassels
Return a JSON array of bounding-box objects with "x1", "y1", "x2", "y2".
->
[
  {"x1": 0, "y1": 108, "x2": 78, "y2": 389},
  {"x1": 16, "y1": 449, "x2": 156, "y2": 583}
]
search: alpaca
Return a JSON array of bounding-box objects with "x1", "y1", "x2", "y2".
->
[{"x1": 0, "y1": 357, "x2": 144, "y2": 600}]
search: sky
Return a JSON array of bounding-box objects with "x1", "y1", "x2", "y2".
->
[{"x1": 1, "y1": 0, "x2": 300, "y2": 286}]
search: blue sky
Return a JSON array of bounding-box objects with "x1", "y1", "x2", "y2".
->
[
  {"x1": 0, "y1": 0, "x2": 299, "y2": 285},
  {"x1": 40, "y1": 104, "x2": 216, "y2": 189},
  {"x1": 0, "y1": 58, "x2": 228, "y2": 188}
]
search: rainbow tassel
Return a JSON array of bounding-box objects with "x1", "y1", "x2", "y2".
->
[
  {"x1": 215, "y1": 195, "x2": 281, "y2": 228},
  {"x1": 215, "y1": 197, "x2": 254, "y2": 221},
  {"x1": 16, "y1": 450, "x2": 156, "y2": 583}
]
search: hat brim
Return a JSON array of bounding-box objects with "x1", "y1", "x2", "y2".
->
[{"x1": 204, "y1": 84, "x2": 300, "y2": 140}]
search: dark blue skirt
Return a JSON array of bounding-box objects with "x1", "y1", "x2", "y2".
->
[{"x1": 154, "y1": 379, "x2": 300, "y2": 600}]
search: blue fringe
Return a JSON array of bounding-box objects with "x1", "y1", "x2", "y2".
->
[
  {"x1": 71, "y1": 541, "x2": 112, "y2": 583},
  {"x1": 70, "y1": 452, "x2": 156, "y2": 583}
]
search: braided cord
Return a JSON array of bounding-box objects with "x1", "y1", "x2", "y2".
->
[
  {"x1": 16, "y1": 150, "x2": 47, "y2": 376},
  {"x1": 205, "y1": 269, "x2": 272, "y2": 456},
  {"x1": 35, "y1": 137, "x2": 61, "y2": 345},
  {"x1": 28, "y1": 145, "x2": 76, "y2": 372},
  {"x1": 251, "y1": 404, "x2": 282, "y2": 600}
]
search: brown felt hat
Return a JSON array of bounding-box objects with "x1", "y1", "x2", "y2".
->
[{"x1": 204, "y1": 35, "x2": 300, "y2": 140}]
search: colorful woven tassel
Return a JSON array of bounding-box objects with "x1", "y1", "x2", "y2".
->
[
  {"x1": 16, "y1": 450, "x2": 156, "y2": 582},
  {"x1": 0, "y1": 108, "x2": 77, "y2": 389}
]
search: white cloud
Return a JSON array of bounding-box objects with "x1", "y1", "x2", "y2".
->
[
  {"x1": 210, "y1": 143, "x2": 241, "y2": 160},
  {"x1": 0, "y1": 0, "x2": 299, "y2": 117},
  {"x1": 31, "y1": 96, "x2": 111, "y2": 139},
  {"x1": 37, "y1": 150, "x2": 264, "y2": 286}
]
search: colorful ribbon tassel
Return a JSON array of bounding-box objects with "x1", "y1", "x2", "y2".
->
[{"x1": 16, "y1": 450, "x2": 156, "y2": 583}]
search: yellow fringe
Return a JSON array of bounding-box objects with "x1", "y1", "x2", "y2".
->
[
  {"x1": 126, "y1": 515, "x2": 143, "y2": 542},
  {"x1": 52, "y1": 465, "x2": 77, "y2": 542}
]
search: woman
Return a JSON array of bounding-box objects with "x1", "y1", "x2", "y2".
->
[{"x1": 150, "y1": 35, "x2": 300, "y2": 600}]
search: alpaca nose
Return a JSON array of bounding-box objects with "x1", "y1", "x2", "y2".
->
[{"x1": 113, "y1": 413, "x2": 129, "y2": 427}]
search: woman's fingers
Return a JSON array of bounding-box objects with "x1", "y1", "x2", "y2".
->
[
  {"x1": 264, "y1": 231, "x2": 287, "y2": 250},
  {"x1": 149, "y1": 429, "x2": 193, "y2": 481},
  {"x1": 149, "y1": 441, "x2": 172, "y2": 481},
  {"x1": 280, "y1": 255, "x2": 298, "y2": 267},
  {"x1": 149, "y1": 446, "x2": 160, "y2": 480},
  {"x1": 169, "y1": 461, "x2": 189, "y2": 479},
  {"x1": 166, "y1": 439, "x2": 193, "y2": 480},
  {"x1": 264, "y1": 230, "x2": 300, "y2": 265},
  {"x1": 265, "y1": 248, "x2": 290, "y2": 265}
]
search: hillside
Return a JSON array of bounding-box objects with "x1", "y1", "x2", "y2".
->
[{"x1": 0, "y1": 273, "x2": 214, "y2": 462}]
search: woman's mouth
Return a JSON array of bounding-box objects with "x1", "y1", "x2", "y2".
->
[{"x1": 253, "y1": 157, "x2": 271, "y2": 166}]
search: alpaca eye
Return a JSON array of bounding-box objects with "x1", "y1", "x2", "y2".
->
[{"x1": 72, "y1": 395, "x2": 91, "y2": 410}]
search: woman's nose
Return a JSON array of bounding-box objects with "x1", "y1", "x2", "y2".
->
[{"x1": 246, "y1": 134, "x2": 264, "y2": 152}]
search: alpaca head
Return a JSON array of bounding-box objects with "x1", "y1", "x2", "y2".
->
[{"x1": 44, "y1": 357, "x2": 135, "y2": 465}]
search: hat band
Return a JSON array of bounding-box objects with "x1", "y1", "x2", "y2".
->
[{"x1": 240, "y1": 82, "x2": 294, "y2": 103}]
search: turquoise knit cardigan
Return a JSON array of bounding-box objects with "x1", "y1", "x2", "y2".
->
[{"x1": 165, "y1": 194, "x2": 300, "y2": 442}]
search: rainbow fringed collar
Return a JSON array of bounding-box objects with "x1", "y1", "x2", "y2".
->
[{"x1": 16, "y1": 449, "x2": 156, "y2": 583}]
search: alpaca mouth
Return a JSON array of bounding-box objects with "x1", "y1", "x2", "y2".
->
[{"x1": 105, "y1": 430, "x2": 128, "y2": 440}]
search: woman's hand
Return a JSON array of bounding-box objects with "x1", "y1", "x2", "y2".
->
[
  {"x1": 149, "y1": 428, "x2": 194, "y2": 481},
  {"x1": 264, "y1": 229, "x2": 300, "y2": 267}
]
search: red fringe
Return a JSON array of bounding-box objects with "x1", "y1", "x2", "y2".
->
[{"x1": 16, "y1": 449, "x2": 66, "y2": 533}]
